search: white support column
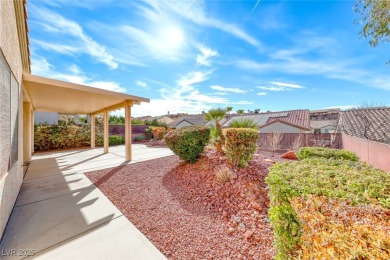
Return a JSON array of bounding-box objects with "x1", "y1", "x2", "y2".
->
[
  {"x1": 31, "y1": 109, "x2": 34, "y2": 155},
  {"x1": 125, "y1": 101, "x2": 132, "y2": 161},
  {"x1": 103, "y1": 110, "x2": 109, "y2": 154},
  {"x1": 90, "y1": 114, "x2": 95, "y2": 149},
  {"x1": 23, "y1": 102, "x2": 31, "y2": 162}
]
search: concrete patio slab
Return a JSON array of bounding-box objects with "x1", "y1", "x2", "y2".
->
[
  {"x1": 0, "y1": 144, "x2": 171, "y2": 259},
  {"x1": 32, "y1": 216, "x2": 166, "y2": 260}
]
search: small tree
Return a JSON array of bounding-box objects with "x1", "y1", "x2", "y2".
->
[
  {"x1": 354, "y1": 0, "x2": 390, "y2": 63},
  {"x1": 204, "y1": 108, "x2": 227, "y2": 154},
  {"x1": 236, "y1": 109, "x2": 245, "y2": 115}
]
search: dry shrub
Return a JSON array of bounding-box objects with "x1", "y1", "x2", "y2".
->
[
  {"x1": 267, "y1": 132, "x2": 283, "y2": 151},
  {"x1": 292, "y1": 196, "x2": 390, "y2": 260},
  {"x1": 215, "y1": 167, "x2": 233, "y2": 183},
  {"x1": 151, "y1": 126, "x2": 166, "y2": 140},
  {"x1": 291, "y1": 134, "x2": 303, "y2": 151}
]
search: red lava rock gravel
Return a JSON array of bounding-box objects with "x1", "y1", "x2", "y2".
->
[{"x1": 85, "y1": 150, "x2": 288, "y2": 259}]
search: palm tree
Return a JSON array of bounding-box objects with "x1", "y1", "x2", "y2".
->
[
  {"x1": 228, "y1": 118, "x2": 258, "y2": 129},
  {"x1": 236, "y1": 109, "x2": 245, "y2": 115},
  {"x1": 226, "y1": 106, "x2": 233, "y2": 114},
  {"x1": 204, "y1": 108, "x2": 227, "y2": 154}
]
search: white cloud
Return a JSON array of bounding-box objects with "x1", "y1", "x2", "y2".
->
[
  {"x1": 257, "y1": 92, "x2": 267, "y2": 96},
  {"x1": 136, "y1": 81, "x2": 148, "y2": 89},
  {"x1": 257, "y1": 81, "x2": 304, "y2": 92},
  {"x1": 30, "y1": 5, "x2": 118, "y2": 69},
  {"x1": 31, "y1": 55, "x2": 125, "y2": 92},
  {"x1": 269, "y1": 81, "x2": 304, "y2": 89},
  {"x1": 210, "y1": 85, "x2": 246, "y2": 94},
  {"x1": 235, "y1": 33, "x2": 390, "y2": 91},
  {"x1": 196, "y1": 44, "x2": 219, "y2": 66}
]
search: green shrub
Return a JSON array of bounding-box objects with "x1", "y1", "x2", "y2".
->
[
  {"x1": 297, "y1": 147, "x2": 359, "y2": 161},
  {"x1": 108, "y1": 135, "x2": 125, "y2": 145},
  {"x1": 134, "y1": 135, "x2": 146, "y2": 141},
  {"x1": 224, "y1": 128, "x2": 258, "y2": 167},
  {"x1": 227, "y1": 118, "x2": 258, "y2": 129},
  {"x1": 266, "y1": 158, "x2": 390, "y2": 259},
  {"x1": 164, "y1": 125, "x2": 210, "y2": 163}
]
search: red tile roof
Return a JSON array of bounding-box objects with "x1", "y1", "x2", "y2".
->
[
  {"x1": 265, "y1": 109, "x2": 310, "y2": 130},
  {"x1": 340, "y1": 107, "x2": 390, "y2": 144}
]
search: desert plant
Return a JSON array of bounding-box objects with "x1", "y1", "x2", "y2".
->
[
  {"x1": 134, "y1": 135, "x2": 146, "y2": 141},
  {"x1": 204, "y1": 108, "x2": 227, "y2": 154},
  {"x1": 291, "y1": 134, "x2": 304, "y2": 151},
  {"x1": 215, "y1": 167, "x2": 233, "y2": 183},
  {"x1": 266, "y1": 157, "x2": 390, "y2": 259},
  {"x1": 226, "y1": 106, "x2": 233, "y2": 114},
  {"x1": 228, "y1": 118, "x2": 258, "y2": 129},
  {"x1": 224, "y1": 128, "x2": 258, "y2": 167},
  {"x1": 297, "y1": 147, "x2": 359, "y2": 161},
  {"x1": 164, "y1": 125, "x2": 210, "y2": 163},
  {"x1": 236, "y1": 109, "x2": 245, "y2": 114},
  {"x1": 267, "y1": 132, "x2": 283, "y2": 151},
  {"x1": 151, "y1": 126, "x2": 166, "y2": 140}
]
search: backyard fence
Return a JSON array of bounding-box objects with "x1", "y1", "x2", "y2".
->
[
  {"x1": 108, "y1": 124, "x2": 148, "y2": 135},
  {"x1": 258, "y1": 133, "x2": 342, "y2": 150},
  {"x1": 342, "y1": 134, "x2": 390, "y2": 172}
]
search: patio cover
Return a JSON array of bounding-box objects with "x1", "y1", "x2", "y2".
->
[
  {"x1": 23, "y1": 74, "x2": 150, "y2": 161},
  {"x1": 23, "y1": 74, "x2": 149, "y2": 114}
]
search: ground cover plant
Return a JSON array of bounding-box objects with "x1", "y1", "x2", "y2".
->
[
  {"x1": 266, "y1": 151, "x2": 390, "y2": 259},
  {"x1": 297, "y1": 146, "x2": 359, "y2": 161}
]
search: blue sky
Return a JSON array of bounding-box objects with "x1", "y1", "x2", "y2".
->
[{"x1": 28, "y1": 0, "x2": 389, "y2": 116}]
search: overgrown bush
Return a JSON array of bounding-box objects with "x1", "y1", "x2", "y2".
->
[
  {"x1": 224, "y1": 128, "x2": 258, "y2": 167},
  {"x1": 266, "y1": 158, "x2": 390, "y2": 259},
  {"x1": 297, "y1": 147, "x2": 359, "y2": 161},
  {"x1": 34, "y1": 123, "x2": 124, "y2": 150},
  {"x1": 151, "y1": 126, "x2": 166, "y2": 140},
  {"x1": 164, "y1": 125, "x2": 210, "y2": 163},
  {"x1": 228, "y1": 118, "x2": 258, "y2": 129}
]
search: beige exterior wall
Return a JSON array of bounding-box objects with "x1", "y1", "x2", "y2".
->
[
  {"x1": 260, "y1": 122, "x2": 306, "y2": 133},
  {"x1": 0, "y1": 0, "x2": 24, "y2": 237}
]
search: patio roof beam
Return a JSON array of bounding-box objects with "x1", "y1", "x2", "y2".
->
[{"x1": 90, "y1": 101, "x2": 130, "y2": 116}]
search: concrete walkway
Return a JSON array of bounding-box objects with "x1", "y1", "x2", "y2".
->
[{"x1": 0, "y1": 144, "x2": 173, "y2": 259}]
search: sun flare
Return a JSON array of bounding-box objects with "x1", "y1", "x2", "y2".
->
[{"x1": 160, "y1": 27, "x2": 184, "y2": 49}]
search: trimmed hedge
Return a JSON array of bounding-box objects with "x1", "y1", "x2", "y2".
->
[
  {"x1": 266, "y1": 157, "x2": 390, "y2": 259},
  {"x1": 164, "y1": 125, "x2": 210, "y2": 163},
  {"x1": 224, "y1": 128, "x2": 258, "y2": 167},
  {"x1": 297, "y1": 147, "x2": 358, "y2": 161}
]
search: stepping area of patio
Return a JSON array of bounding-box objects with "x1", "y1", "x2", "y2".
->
[{"x1": 0, "y1": 144, "x2": 173, "y2": 259}]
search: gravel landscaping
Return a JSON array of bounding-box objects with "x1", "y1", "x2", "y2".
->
[{"x1": 85, "y1": 150, "x2": 288, "y2": 259}]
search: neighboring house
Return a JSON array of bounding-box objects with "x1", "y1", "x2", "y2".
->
[
  {"x1": 133, "y1": 115, "x2": 151, "y2": 121},
  {"x1": 169, "y1": 114, "x2": 207, "y2": 129},
  {"x1": 0, "y1": 1, "x2": 149, "y2": 238},
  {"x1": 34, "y1": 111, "x2": 59, "y2": 125},
  {"x1": 309, "y1": 108, "x2": 340, "y2": 134},
  {"x1": 339, "y1": 107, "x2": 390, "y2": 144},
  {"x1": 150, "y1": 115, "x2": 173, "y2": 125},
  {"x1": 221, "y1": 110, "x2": 311, "y2": 133}
]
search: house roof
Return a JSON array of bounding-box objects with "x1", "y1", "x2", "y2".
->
[
  {"x1": 221, "y1": 112, "x2": 288, "y2": 127},
  {"x1": 23, "y1": 74, "x2": 149, "y2": 115},
  {"x1": 169, "y1": 114, "x2": 207, "y2": 127},
  {"x1": 340, "y1": 107, "x2": 390, "y2": 143},
  {"x1": 310, "y1": 120, "x2": 336, "y2": 129},
  {"x1": 265, "y1": 109, "x2": 310, "y2": 129}
]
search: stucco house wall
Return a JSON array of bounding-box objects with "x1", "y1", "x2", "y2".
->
[
  {"x1": 0, "y1": 0, "x2": 25, "y2": 238},
  {"x1": 260, "y1": 122, "x2": 306, "y2": 133}
]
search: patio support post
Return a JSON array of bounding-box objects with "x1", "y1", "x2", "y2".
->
[
  {"x1": 103, "y1": 110, "x2": 109, "y2": 153},
  {"x1": 31, "y1": 109, "x2": 34, "y2": 155},
  {"x1": 125, "y1": 101, "x2": 132, "y2": 161},
  {"x1": 90, "y1": 114, "x2": 95, "y2": 149}
]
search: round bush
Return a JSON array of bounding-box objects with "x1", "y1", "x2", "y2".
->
[{"x1": 164, "y1": 125, "x2": 210, "y2": 163}]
